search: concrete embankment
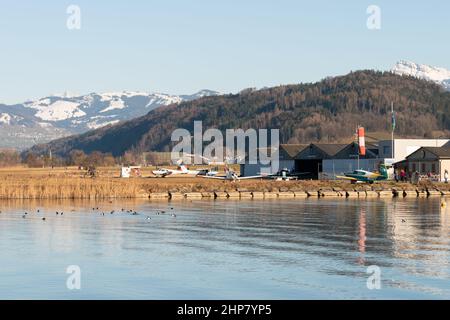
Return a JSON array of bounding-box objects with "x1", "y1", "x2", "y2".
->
[{"x1": 152, "y1": 186, "x2": 450, "y2": 201}]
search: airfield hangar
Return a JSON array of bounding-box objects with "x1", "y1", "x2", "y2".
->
[{"x1": 240, "y1": 138, "x2": 450, "y2": 181}]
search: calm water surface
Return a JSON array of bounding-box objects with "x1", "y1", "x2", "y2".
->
[{"x1": 0, "y1": 198, "x2": 449, "y2": 299}]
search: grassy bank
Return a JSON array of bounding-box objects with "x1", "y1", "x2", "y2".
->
[
  {"x1": 0, "y1": 167, "x2": 449, "y2": 199},
  {"x1": 0, "y1": 167, "x2": 146, "y2": 199},
  {"x1": 0, "y1": 177, "x2": 147, "y2": 199}
]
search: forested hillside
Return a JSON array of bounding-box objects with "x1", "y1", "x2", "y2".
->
[{"x1": 28, "y1": 71, "x2": 450, "y2": 157}]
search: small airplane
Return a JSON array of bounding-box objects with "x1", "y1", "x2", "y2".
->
[
  {"x1": 184, "y1": 153, "x2": 227, "y2": 166},
  {"x1": 202, "y1": 165, "x2": 264, "y2": 181},
  {"x1": 336, "y1": 165, "x2": 389, "y2": 184},
  {"x1": 183, "y1": 153, "x2": 243, "y2": 166},
  {"x1": 152, "y1": 165, "x2": 188, "y2": 178},
  {"x1": 196, "y1": 168, "x2": 220, "y2": 177},
  {"x1": 264, "y1": 168, "x2": 311, "y2": 181},
  {"x1": 152, "y1": 160, "x2": 201, "y2": 178}
]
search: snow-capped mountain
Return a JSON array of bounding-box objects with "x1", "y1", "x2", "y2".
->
[
  {"x1": 0, "y1": 90, "x2": 219, "y2": 149},
  {"x1": 392, "y1": 61, "x2": 450, "y2": 91}
]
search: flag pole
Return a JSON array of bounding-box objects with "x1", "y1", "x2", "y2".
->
[
  {"x1": 391, "y1": 102, "x2": 395, "y2": 161},
  {"x1": 357, "y1": 126, "x2": 360, "y2": 170}
]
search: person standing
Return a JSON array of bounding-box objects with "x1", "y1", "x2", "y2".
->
[
  {"x1": 445, "y1": 170, "x2": 449, "y2": 184},
  {"x1": 400, "y1": 169, "x2": 406, "y2": 182},
  {"x1": 415, "y1": 171, "x2": 420, "y2": 185}
]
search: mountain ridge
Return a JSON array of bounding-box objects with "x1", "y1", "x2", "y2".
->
[
  {"x1": 5, "y1": 60, "x2": 450, "y2": 151},
  {"x1": 392, "y1": 60, "x2": 450, "y2": 91},
  {"x1": 0, "y1": 89, "x2": 219, "y2": 149}
]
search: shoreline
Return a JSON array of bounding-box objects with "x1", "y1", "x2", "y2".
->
[
  {"x1": 1, "y1": 178, "x2": 449, "y2": 200},
  {"x1": 154, "y1": 188, "x2": 450, "y2": 201},
  {"x1": 0, "y1": 166, "x2": 449, "y2": 200}
]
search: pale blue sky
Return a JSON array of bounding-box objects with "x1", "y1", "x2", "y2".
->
[{"x1": 0, "y1": 0, "x2": 449, "y2": 103}]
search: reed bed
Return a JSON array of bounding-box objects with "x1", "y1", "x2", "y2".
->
[{"x1": 0, "y1": 177, "x2": 149, "y2": 199}]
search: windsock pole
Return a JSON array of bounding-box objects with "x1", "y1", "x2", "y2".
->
[
  {"x1": 356, "y1": 126, "x2": 359, "y2": 170},
  {"x1": 357, "y1": 126, "x2": 366, "y2": 170},
  {"x1": 358, "y1": 127, "x2": 366, "y2": 156}
]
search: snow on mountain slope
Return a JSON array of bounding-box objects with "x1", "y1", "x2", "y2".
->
[
  {"x1": 33, "y1": 101, "x2": 86, "y2": 121},
  {"x1": 145, "y1": 93, "x2": 183, "y2": 108},
  {"x1": 100, "y1": 99, "x2": 126, "y2": 113},
  {"x1": 392, "y1": 61, "x2": 450, "y2": 91},
  {"x1": 0, "y1": 89, "x2": 220, "y2": 149},
  {"x1": 21, "y1": 90, "x2": 217, "y2": 127}
]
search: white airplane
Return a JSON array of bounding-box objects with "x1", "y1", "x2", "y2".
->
[
  {"x1": 203, "y1": 165, "x2": 264, "y2": 181},
  {"x1": 152, "y1": 160, "x2": 201, "y2": 178},
  {"x1": 184, "y1": 153, "x2": 228, "y2": 166}
]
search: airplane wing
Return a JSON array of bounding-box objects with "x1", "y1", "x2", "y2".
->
[
  {"x1": 265, "y1": 175, "x2": 297, "y2": 181},
  {"x1": 237, "y1": 175, "x2": 264, "y2": 180},
  {"x1": 202, "y1": 176, "x2": 229, "y2": 180},
  {"x1": 335, "y1": 175, "x2": 358, "y2": 181},
  {"x1": 203, "y1": 175, "x2": 263, "y2": 180}
]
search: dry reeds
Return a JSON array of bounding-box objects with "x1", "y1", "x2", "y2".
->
[{"x1": 0, "y1": 177, "x2": 147, "y2": 199}]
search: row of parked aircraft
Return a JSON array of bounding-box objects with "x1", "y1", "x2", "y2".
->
[
  {"x1": 152, "y1": 164, "x2": 218, "y2": 178},
  {"x1": 152, "y1": 162, "x2": 262, "y2": 181},
  {"x1": 151, "y1": 155, "x2": 390, "y2": 183},
  {"x1": 151, "y1": 160, "x2": 309, "y2": 182}
]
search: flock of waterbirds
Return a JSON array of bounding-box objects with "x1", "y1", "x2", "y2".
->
[
  {"x1": 0, "y1": 206, "x2": 177, "y2": 221},
  {"x1": 90, "y1": 207, "x2": 177, "y2": 220}
]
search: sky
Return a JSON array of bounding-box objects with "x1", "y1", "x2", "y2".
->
[{"x1": 0, "y1": 0, "x2": 449, "y2": 104}]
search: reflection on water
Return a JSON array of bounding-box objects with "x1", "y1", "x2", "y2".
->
[{"x1": 0, "y1": 198, "x2": 449, "y2": 299}]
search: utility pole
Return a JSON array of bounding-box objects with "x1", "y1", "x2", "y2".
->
[
  {"x1": 391, "y1": 102, "x2": 395, "y2": 161},
  {"x1": 357, "y1": 126, "x2": 360, "y2": 170},
  {"x1": 49, "y1": 149, "x2": 53, "y2": 168}
]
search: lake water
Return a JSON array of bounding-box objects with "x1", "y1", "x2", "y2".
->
[{"x1": 0, "y1": 198, "x2": 449, "y2": 300}]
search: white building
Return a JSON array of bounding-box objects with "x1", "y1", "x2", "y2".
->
[
  {"x1": 239, "y1": 139, "x2": 450, "y2": 179},
  {"x1": 378, "y1": 139, "x2": 450, "y2": 164},
  {"x1": 405, "y1": 147, "x2": 450, "y2": 182}
]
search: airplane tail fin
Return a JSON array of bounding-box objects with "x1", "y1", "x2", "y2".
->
[{"x1": 379, "y1": 164, "x2": 388, "y2": 179}]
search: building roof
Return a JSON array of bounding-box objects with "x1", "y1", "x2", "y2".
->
[
  {"x1": 333, "y1": 142, "x2": 378, "y2": 159},
  {"x1": 406, "y1": 146, "x2": 450, "y2": 160},
  {"x1": 295, "y1": 143, "x2": 348, "y2": 160},
  {"x1": 366, "y1": 143, "x2": 379, "y2": 150},
  {"x1": 243, "y1": 145, "x2": 306, "y2": 161},
  {"x1": 280, "y1": 144, "x2": 308, "y2": 158},
  {"x1": 423, "y1": 147, "x2": 450, "y2": 158},
  {"x1": 313, "y1": 144, "x2": 348, "y2": 157}
]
